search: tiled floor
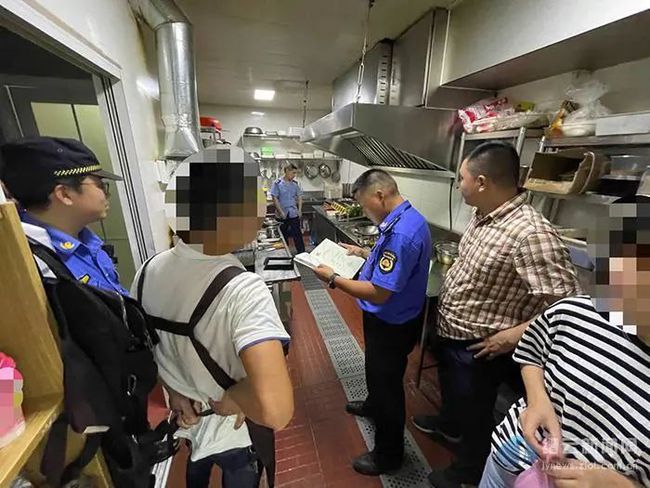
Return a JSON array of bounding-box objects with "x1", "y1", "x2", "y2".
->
[{"x1": 150, "y1": 278, "x2": 452, "y2": 487}]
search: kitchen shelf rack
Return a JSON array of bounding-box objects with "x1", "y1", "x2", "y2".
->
[
  {"x1": 242, "y1": 133, "x2": 300, "y2": 140},
  {"x1": 529, "y1": 134, "x2": 650, "y2": 207},
  {"x1": 531, "y1": 191, "x2": 620, "y2": 205},
  {"x1": 456, "y1": 126, "x2": 544, "y2": 178},
  {"x1": 463, "y1": 128, "x2": 544, "y2": 142},
  {"x1": 243, "y1": 133, "x2": 339, "y2": 161},
  {"x1": 258, "y1": 155, "x2": 341, "y2": 161},
  {"x1": 541, "y1": 133, "x2": 650, "y2": 148}
]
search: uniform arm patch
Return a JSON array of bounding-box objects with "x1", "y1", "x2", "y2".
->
[{"x1": 378, "y1": 250, "x2": 397, "y2": 274}]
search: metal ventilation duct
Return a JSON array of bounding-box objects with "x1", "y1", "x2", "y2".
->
[
  {"x1": 302, "y1": 103, "x2": 456, "y2": 178},
  {"x1": 130, "y1": 0, "x2": 201, "y2": 159},
  {"x1": 303, "y1": 8, "x2": 489, "y2": 175}
]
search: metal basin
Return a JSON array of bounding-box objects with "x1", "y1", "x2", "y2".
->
[
  {"x1": 434, "y1": 241, "x2": 458, "y2": 265},
  {"x1": 354, "y1": 224, "x2": 379, "y2": 237}
]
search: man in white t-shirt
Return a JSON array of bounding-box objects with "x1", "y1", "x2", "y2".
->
[{"x1": 133, "y1": 147, "x2": 293, "y2": 488}]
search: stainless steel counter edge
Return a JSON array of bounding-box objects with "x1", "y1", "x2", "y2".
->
[{"x1": 255, "y1": 231, "x2": 301, "y2": 284}]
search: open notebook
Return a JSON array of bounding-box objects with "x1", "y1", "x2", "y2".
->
[{"x1": 294, "y1": 238, "x2": 366, "y2": 279}]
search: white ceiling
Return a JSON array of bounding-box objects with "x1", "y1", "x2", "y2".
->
[{"x1": 176, "y1": 0, "x2": 456, "y2": 110}]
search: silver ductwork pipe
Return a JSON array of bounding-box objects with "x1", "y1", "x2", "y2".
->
[{"x1": 130, "y1": 0, "x2": 201, "y2": 159}]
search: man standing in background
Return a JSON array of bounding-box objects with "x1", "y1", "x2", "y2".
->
[{"x1": 270, "y1": 163, "x2": 305, "y2": 253}]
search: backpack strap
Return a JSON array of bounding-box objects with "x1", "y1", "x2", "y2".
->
[
  {"x1": 187, "y1": 266, "x2": 246, "y2": 330},
  {"x1": 184, "y1": 266, "x2": 277, "y2": 487},
  {"x1": 28, "y1": 238, "x2": 76, "y2": 280},
  {"x1": 135, "y1": 254, "x2": 158, "y2": 303}
]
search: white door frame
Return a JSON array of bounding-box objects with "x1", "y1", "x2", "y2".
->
[{"x1": 0, "y1": 0, "x2": 156, "y2": 263}]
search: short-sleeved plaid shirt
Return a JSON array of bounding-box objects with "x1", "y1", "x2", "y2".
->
[{"x1": 437, "y1": 192, "x2": 583, "y2": 339}]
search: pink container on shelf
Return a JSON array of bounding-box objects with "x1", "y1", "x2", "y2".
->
[{"x1": 0, "y1": 352, "x2": 25, "y2": 448}]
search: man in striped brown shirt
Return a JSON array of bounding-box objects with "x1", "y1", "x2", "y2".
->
[{"x1": 416, "y1": 142, "x2": 583, "y2": 488}]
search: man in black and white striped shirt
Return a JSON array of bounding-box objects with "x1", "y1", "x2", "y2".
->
[{"x1": 482, "y1": 195, "x2": 650, "y2": 488}]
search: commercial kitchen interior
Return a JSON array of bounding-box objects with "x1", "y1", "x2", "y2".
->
[{"x1": 0, "y1": 0, "x2": 650, "y2": 487}]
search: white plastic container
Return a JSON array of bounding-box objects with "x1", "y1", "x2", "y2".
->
[{"x1": 561, "y1": 121, "x2": 596, "y2": 137}]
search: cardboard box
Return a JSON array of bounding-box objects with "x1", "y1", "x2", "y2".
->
[{"x1": 524, "y1": 148, "x2": 608, "y2": 194}]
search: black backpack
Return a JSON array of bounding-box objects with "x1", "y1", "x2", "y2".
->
[
  {"x1": 136, "y1": 257, "x2": 277, "y2": 487},
  {"x1": 28, "y1": 240, "x2": 178, "y2": 487}
]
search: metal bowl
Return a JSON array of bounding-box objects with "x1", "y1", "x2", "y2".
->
[
  {"x1": 354, "y1": 224, "x2": 379, "y2": 237},
  {"x1": 434, "y1": 241, "x2": 459, "y2": 265},
  {"x1": 244, "y1": 126, "x2": 263, "y2": 135}
]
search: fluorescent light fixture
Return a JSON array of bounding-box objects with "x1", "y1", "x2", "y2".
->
[
  {"x1": 254, "y1": 89, "x2": 275, "y2": 101},
  {"x1": 251, "y1": 111, "x2": 265, "y2": 116}
]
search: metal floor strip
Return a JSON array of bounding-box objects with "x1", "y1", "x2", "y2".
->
[{"x1": 302, "y1": 281, "x2": 432, "y2": 487}]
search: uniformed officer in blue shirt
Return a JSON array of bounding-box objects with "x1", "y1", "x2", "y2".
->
[
  {"x1": 270, "y1": 163, "x2": 305, "y2": 253},
  {"x1": 313, "y1": 169, "x2": 432, "y2": 476},
  {"x1": 1, "y1": 137, "x2": 128, "y2": 295}
]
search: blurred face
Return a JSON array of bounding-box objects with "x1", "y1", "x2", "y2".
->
[
  {"x1": 595, "y1": 257, "x2": 650, "y2": 345},
  {"x1": 55, "y1": 175, "x2": 110, "y2": 224},
  {"x1": 166, "y1": 152, "x2": 265, "y2": 256},
  {"x1": 457, "y1": 159, "x2": 486, "y2": 208},
  {"x1": 590, "y1": 204, "x2": 650, "y2": 345},
  {"x1": 354, "y1": 186, "x2": 388, "y2": 225},
  {"x1": 285, "y1": 168, "x2": 297, "y2": 181}
]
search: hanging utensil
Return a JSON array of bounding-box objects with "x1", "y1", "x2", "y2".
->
[
  {"x1": 305, "y1": 163, "x2": 319, "y2": 179},
  {"x1": 319, "y1": 163, "x2": 332, "y2": 179},
  {"x1": 331, "y1": 160, "x2": 341, "y2": 183}
]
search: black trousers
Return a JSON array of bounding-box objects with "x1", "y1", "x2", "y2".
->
[
  {"x1": 186, "y1": 447, "x2": 259, "y2": 488},
  {"x1": 362, "y1": 310, "x2": 420, "y2": 466},
  {"x1": 436, "y1": 337, "x2": 523, "y2": 480},
  {"x1": 279, "y1": 216, "x2": 305, "y2": 254}
]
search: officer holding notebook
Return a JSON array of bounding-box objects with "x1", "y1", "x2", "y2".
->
[{"x1": 312, "y1": 169, "x2": 431, "y2": 476}]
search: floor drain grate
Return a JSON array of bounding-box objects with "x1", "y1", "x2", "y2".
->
[{"x1": 302, "y1": 286, "x2": 432, "y2": 487}]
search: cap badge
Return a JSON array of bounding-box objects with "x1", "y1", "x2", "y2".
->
[{"x1": 61, "y1": 241, "x2": 75, "y2": 250}]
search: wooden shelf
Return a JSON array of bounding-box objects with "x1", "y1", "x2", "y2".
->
[{"x1": 0, "y1": 395, "x2": 62, "y2": 487}]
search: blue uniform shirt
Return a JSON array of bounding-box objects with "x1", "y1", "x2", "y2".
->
[
  {"x1": 357, "y1": 200, "x2": 431, "y2": 324},
  {"x1": 270, "y1": 177, "x2": 303, "y2": 218},
  {"x1": 22, "y1": 212, "x2": 129, "y2": 295}
]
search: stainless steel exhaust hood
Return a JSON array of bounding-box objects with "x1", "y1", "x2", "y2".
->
[
  {"x1": 303, "y1": 8, "x2": 488, "y2": 177},
  {"x1": 301, "y1": 103, "x2": 456, "y2": 178}
]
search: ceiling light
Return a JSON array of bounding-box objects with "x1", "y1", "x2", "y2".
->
[
  {"x1": 254, "y1": 89, "x2": 275, "y2": 101},
  {"x1": 251, "y1": 111, "x2": 265, "y2": 116}
]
